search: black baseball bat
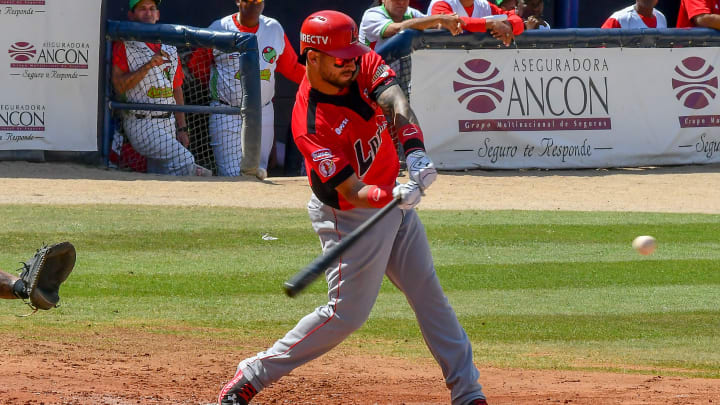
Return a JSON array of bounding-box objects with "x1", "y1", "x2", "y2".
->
[{"x1": 283, "y1": 198, "x2": 400, "y2": 297}]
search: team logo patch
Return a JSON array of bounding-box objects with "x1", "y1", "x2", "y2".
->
[
  {"x1": 372, "y1": 64, "x2": 390, "y2": 83},
  {"x1": 370, "y1": 187, "x2": 382, "y2": 203},
  {"x1": 318, "y1": 159, "x2": 336, "y2": 177},
  {"x1": 147, "y1": 86, "x2": 173, "y2": 98},
  {"x1": 262, "y1": 46, "x2": 277, "y2": 64},
  {"x1": 311, "y1": 148, "x2": 333, "y2": 161}
]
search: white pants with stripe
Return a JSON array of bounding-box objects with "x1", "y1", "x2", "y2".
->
[
  {"x1": 236, "y1": 195, "x2": 486, "y2": 404},
  {"x1": 208, "y1": 101, "x2": 274, "y2": 176}
]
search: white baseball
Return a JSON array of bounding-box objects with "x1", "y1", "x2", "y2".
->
[{"x1": 632, "y1": 235, "x2": 657, "y2": 256}]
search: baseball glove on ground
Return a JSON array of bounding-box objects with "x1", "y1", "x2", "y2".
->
[{"x1": 16, "y1": 242, "x2": 76, "y2": 310}]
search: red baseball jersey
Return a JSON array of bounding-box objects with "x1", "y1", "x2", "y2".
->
[
  {"x1": 677, "y1": 0, "x2": 720, "y2": 27},
  {"x1": 292, "y1": 51, "x2": 401, "y2": 210}
]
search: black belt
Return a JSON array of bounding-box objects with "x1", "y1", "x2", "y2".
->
[{"x1": 134, "y1": 112, "x2": 172, "y2": 119}]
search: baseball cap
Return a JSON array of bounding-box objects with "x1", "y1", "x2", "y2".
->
[
  {"x1": 299, "y1": 10, "x2": 371, "y2": 64},
  {"x1": 129, "y1": 0, "x2": 160, "y2": 10}
]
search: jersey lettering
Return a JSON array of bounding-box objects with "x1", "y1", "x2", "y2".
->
[{"x1": 354, "y1": 134, "x2": 381, "y2": 178}]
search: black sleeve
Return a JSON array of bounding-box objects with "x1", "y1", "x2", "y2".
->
[{"x1": 370, "y1": 76, "x2": 399, "y2": 102}]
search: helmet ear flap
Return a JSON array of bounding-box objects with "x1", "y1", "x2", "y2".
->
[{"x1": 298, "y1": 48, "x2": 315, "y2": 65}]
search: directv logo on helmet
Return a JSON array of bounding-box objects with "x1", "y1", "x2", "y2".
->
[{"x1": 301, "y1": 33, "x2": 329, "y2": 45}]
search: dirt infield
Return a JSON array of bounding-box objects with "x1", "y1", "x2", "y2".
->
[
  {"x1": 2, "y1": 161, "x2": 720, "y2": 404},
  {"x1": 2, "y1": 161, "x2": 720, "y2": 212},
  {"x1": 4, "y1": 329, "x2": 720, "y2": 405}
]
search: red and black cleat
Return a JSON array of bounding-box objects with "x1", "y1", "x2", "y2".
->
[
  {"x1": 218, "y1": 371, "x2": 257, "y2": 405},
  {"x1": 466, "y1": 399, "x2": 488, "y2": 405}
]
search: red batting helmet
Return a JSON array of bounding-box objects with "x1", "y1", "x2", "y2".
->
[{"x1": 299, "y1": 10, "x2": 371, "y2": 63}]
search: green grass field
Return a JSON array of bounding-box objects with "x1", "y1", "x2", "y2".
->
[{"x1": 1, "y1": 205, "x2": 719, "y2": 378}]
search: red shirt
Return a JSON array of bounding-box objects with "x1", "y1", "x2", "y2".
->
[
  {"x1": 187, "y1": 19, "x2": 305, "y2": 85},
  {"x1": 601, "y1": 14, "x2": 657, "y2": 28},
  {"x1": 678, "y1": 0, "x2": 720, "y2": 27},
  {"x1": 112, "y1": 41, "x2": 184, "y2": 89},
  {"x1": 430, "y1": 1, "x2": 525, "y2": 35},
  {"x1": 292, "y1": 52, "x2": 401, "y2": 210}
]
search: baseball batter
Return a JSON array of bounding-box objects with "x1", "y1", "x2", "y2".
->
[
  {"x1": 204, "y1": 0, "x2": 304, "y2": 176},
  {"x1": 601, "y1": 1, "x2": 667, "y2": 29},
  {"x1": 112, "y1": 0, "x2": 210, "y2": 176},
  {"x1": 429, "y1": 0, "x2": 525, "y2": 45},
  {"x1": 217, "y1": 10, "x2": 487, "y2": 405}
]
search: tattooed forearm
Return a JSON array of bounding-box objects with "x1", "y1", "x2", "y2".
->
[{"x1": 377, "y1": 84, "x2": 419, "y2": 129}]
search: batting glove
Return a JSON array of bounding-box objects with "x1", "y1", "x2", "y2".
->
[
  {"x1": 406, "y1": 150, "x2": 437, "y2": 191},
  {"x1": 393, "y1": 181, "x2": 422, "y2": 210}
]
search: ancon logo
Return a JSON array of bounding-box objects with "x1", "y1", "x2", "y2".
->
[
  {"x1": 453, "y1": 59, "x2": 505, "y2": 113},
  {"x1": 8, "y1": 42, "x2": 36, "y2": 62},
  {"x1": 672, "y1": 56, "x2": 718, "y2": 109}
]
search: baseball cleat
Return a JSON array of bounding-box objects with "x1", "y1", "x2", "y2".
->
[
  {"x1": 466, "y1": 398, "x2": 488, "y2": 405},
  {"x1": 218, "y1": 370, "x2": 257, "y2": 405}
]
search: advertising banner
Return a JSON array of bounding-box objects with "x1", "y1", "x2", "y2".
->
[
  {"x1": 0, "y1": 0, "x2": 100, "y2": 151},
  {"x1": 411, "y1": 47, "x2": 720, "y2": 169}
]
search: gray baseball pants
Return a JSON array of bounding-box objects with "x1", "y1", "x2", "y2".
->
[{"x1": 237, "y1": 194, "x2": 486, "y2": 404}]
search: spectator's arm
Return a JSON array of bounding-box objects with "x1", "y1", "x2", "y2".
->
[
  {"x1": 383, "y1": 14, "x2": 464, "y2": 37},
  {"x1": 458, "y1": 16, "x2": 488, "y2": 32},
  {"x1": 172, "y1": 86, "x2": 189, "y2": 147},
  {"x1": 112, "y1": 48, "x2": 171, "y2": 94},
  {"x1": 458, "y1": 17, "x2": 517, "y2": 45},
  {"x1": 489, "y1": 4, "x2": 525, "y2": 35},
  {"x1": 507, "y1": 14, "x2": 525, "y2": 35},
  {"x1": 694, "y1": 13, "x2": 720, "y2": 29}
]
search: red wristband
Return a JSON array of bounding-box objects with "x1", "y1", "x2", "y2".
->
[
  {"x1": 367, "y1": 185, "x2": 394, "y2": 208},
  {"x1": 397, "y1": 124, "x2": 426, "y2": 156},
  {"x1": 460, "y1": 16, "x2": 487, "y2": 32}
]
